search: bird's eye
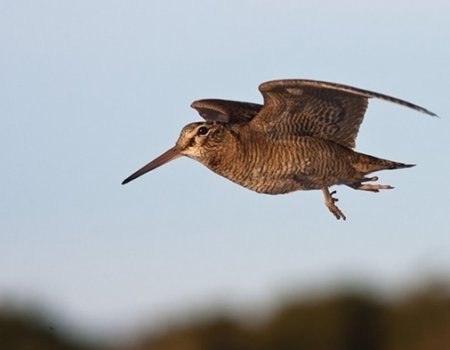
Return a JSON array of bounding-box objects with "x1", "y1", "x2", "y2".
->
[{"x1": 198, "y1": 126, "x2": 209, "y2": 136}]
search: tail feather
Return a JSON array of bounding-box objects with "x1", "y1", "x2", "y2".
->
[
  {"x1": 353, "y1": 153, "x2": 416, "y2": 174},
  {"x1": 387, "y1": 161, "x2": 415, "y2": 170}
]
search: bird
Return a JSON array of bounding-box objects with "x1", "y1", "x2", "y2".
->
[{"x1": 122, "y1": 79, "x2": 436, "y2": 220}]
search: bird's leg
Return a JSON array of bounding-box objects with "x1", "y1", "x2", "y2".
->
[
  {"x1": 348, "y1": 176, "x2": 393, "y2": 192},
  {"x1": 322, "y1": 188, "x2": 346, "y2": 220}
]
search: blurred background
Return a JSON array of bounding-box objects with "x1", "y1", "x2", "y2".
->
[{"x1": 1, "y1": 1, "x2": 450, "y2": 349}]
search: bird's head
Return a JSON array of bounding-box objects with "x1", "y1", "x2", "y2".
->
[
  {"x1": 122, "y1": 122, "x2": 226, "y2": 185},
  {"x1": 176, "y1": 122, "x2": 226, "y2": 159}
]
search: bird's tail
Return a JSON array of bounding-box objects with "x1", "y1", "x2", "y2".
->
[
  {"x1": 384, "y1": 160, "x2": 415, "y2": 170},
  {"x1": 353, "y1": 153, "x2": 415, "y2": 174}
]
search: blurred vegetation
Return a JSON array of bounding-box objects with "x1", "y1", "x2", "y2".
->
[
  {"x1": 0, "y1": 308, "x2": 97, "y2": 350},
  {"x1": 1, "y1": 284, "x2": 449, "y2": 350},
  {"x1": 127, "y1": 285, "x2": 450, "y2": 350}
]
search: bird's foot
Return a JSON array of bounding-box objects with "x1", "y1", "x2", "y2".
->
[
  {"x1": 348, "y1": 177, "x2": 393, "y2": 192},
  {"x1": 322, "y1": 188, "x2": 347, "y2": 220},
  {"x1": 356, "y1": 184, "x2": 393, "y2": 192},
  {"x1": 362, "y1": 176, "x2": 378, "y2": 182}
]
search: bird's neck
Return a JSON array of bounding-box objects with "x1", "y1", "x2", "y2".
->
[
  {"x1": 201, "y1": 124, "x2": 258, "y2": 179},
  {"x1": 202, "y1": 128, "x2": 240, "y2": 170}
]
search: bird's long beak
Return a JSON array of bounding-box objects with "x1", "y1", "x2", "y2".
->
[{"x1": 122, "y1": 146, "x2": 181, "y2": 185}]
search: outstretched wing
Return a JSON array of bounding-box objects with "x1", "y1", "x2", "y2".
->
[
  {"x1": 191, "y1": 99, "x2": 262, "y2": 123},
  {"x1": 251, "y1": 79, "x2": 436, "y2": 148}
]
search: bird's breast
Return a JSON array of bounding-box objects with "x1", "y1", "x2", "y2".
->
[{"x1": 201, "y1": 135, "x2": 331, "y2": 194}]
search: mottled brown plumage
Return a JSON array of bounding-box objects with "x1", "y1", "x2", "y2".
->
[{"x1": 122, "y1": 79, "x2": 436, "y2": 220}]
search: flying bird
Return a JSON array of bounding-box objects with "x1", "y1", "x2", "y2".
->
[{"x1": 122, "y1": 79, "x2": 436, "y2": 220}]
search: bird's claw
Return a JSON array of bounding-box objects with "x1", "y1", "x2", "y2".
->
[
  {"x1": 330, "y1": 190, "x2": 339, "y2": 202},
  {"x1": 327, "y1": 203, "x2": 346, "y2": 220}
]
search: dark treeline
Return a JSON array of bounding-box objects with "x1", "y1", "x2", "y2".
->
[{"x1": 1, "y1": 285, "x2": 449, "y2": 350}]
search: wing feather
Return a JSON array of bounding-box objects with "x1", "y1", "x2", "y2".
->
[
  {"x1": 251, "y1": 79, "x2": 436, "y2": 148},
  {"x1": 191, "y1": 99, "x2": 262, "y2": 123}
]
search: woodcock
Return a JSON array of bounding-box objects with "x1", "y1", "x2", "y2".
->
[{"x1": 122, "y1": 79, "x2": 436, "y2": 220}]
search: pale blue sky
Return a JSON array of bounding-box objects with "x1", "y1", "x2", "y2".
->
[{"x1": 1, "y1": 0, "x2": 450, "y2": 341}]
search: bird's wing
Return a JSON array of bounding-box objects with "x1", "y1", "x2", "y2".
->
[
  {"x1": 191, "y1": 99, "x2": 263, "y2": 123},
  {"x1": 251, "y1": 79, "x2": 436, "y2": 148}
]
